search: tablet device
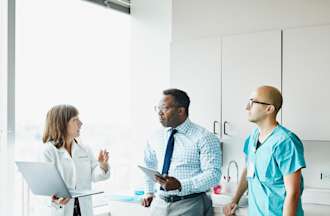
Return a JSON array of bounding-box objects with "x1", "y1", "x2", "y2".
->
[
  {"x1": 137, "y1": 165, "x2": 163, "y2": 182},
  {"x1": 16, "y1": 161, "x2": 103, "y2": 198}
]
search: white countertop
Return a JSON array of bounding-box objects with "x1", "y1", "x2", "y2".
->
[
  {"x1": 93, "y1": 188, "x2": 330, "y2": 216},
  {"x1": 302, "y1": 187, "x2": 330, "y2": 205}
]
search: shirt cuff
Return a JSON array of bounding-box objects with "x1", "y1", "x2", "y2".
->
[
  {"x1": 144, "y1": 182, "x2": 155, "y2": 194},
  {"x1": 179, "y1": 178, "x2": 193, "y2": 194},
  {"x1": 93, "y1": 166, "x2": 111, "y2": 181}
]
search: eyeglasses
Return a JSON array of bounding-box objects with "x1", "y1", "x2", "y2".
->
[
  {"x1": 154, "y1": 105, "x2": 177, "y2": 113},
  {"x1": 247, "y1": 99, "x2": 272, "y2": 108}
]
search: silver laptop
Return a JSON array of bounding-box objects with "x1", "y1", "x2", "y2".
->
[{"x1": 16, "y1": 161, "x2": 104, "y2": 198}]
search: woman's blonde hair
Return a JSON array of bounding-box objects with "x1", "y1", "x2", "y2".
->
[{"x1": 42, "y1": 104, "x2": 79, "y2": 148}]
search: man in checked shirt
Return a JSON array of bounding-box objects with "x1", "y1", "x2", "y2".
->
[{"x1": 142, "y1": 88, "x2": 222, "y2": 216}]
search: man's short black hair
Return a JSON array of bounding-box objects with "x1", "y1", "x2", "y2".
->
[{"x1": 163, "y1": 88, "x2": 190, "y2": 116}]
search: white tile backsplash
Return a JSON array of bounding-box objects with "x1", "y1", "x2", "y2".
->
[
  {"x1": 302, "y1": 140, "x2": 330, "y2": 189},
  {"x1": 221, "y1": 139, "x2": 330, "y2": 189}
]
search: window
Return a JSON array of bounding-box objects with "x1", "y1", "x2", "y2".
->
[{"x1": 14, "y1": 0, "x2": 133, "y2": 215}]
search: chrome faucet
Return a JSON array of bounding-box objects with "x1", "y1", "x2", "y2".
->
[{"x1": 225, "y1": 160, "x2": 239, "y2": 183}]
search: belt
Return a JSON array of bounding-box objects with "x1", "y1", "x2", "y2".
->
[{"x1": 159, "y1": 192, "x2": 205, "y2": 203}]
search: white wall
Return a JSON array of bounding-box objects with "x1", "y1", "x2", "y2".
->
[
  {"x1": 130, "y1": 0, "x2": 172, "y2": 187},
  {"x1": 172, "y1": 0, "x2": 330, "y2": 42}
]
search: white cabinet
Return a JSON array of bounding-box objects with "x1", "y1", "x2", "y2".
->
[
  {"x1": 282, "y1": 25, "x2": 330, "y2": 141},
  {"x1": 221, "y1": 30, "x2": 282, "y2": 166},
  {"x1": 170, "y1": 38, "x2": 221, "y2": 134},
  {"x1": 170, "y1": 26, "x2": 330, "y2": 169}
]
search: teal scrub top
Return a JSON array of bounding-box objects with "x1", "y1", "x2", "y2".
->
[{"x1": 243, "y1": 124, "x2": 306, "y2": 216}]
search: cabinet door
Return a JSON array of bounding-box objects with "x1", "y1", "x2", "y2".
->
[
  {"x1": 170, "y1": 38, "x2": 221, "y2": 134},
  {"x1": 222, "y1": 30, "x2": 282, "y2": 166},
  {"x1": 283, "y1": 25, "x2": 330, "y2": 141}
]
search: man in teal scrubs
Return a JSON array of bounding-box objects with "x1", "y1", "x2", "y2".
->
[{"x1": 224, "y1": 86, "x2": 306, "y2": 216}]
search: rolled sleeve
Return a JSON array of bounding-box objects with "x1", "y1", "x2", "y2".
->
[
  {"x1": 92, "y1": 165, "x2": 111, "y2": 182},
  {"x1": 179, "y1": 134, "x2": 222, "y2": 194}
]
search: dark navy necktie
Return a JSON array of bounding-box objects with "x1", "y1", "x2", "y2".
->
[{"x1": 161, "y1": 129, "x2": 178, "y2": 175}]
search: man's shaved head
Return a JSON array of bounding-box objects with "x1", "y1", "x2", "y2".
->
[
  {"x1": 255, "y1": 86, "x2": 283, "y2": 113},
  {"x1": 247, "y1": 86, "x2": 283, "y2": 123}
]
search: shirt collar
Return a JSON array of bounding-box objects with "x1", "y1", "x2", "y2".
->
[
  {"x1": 166, "y1": 118, "x2": 191, "y2": 134},
  {"x1": 50, "y1": 140, "x2": 66, "y2": 153},
  {"x1": 255, "y1": 124, "x2": 280, "y2": 144},
  {"x1": 53, "y1": 139, "x2": 78, "y2": 155}
]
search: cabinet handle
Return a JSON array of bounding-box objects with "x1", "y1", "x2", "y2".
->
[
  {"x1": 213, "y1": 121, "x2": 219, "y2": 135},
  {"x1": 224, "y1": 121, "x2": 229, "y2": 135}
]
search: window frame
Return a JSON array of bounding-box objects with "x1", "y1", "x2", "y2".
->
[{"x1": 0, "y1": 0, "x2": 16, "y2": 215}]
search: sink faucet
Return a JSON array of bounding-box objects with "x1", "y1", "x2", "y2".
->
[{"x1": 225, "y1": 160, "x2": 239, "y2": 183}]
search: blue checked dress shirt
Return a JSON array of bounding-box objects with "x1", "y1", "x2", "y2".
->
[{"x1": 144, "y1": 118, "x2": 222, "y2": 197}]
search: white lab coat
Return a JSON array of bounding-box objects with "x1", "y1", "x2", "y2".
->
[{"x1": 42, "y1": 141, "x2": 110, "y2": 216}]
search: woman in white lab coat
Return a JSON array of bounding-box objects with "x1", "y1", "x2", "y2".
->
[{"x1": 42, "y1": 104, "x2": 110, "y2": 216}]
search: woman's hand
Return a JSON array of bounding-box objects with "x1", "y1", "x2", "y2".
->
[
  {"x1": 98, "y1": 149, "x2": 109, "y2": 172},
  {"x1": 51, "y1": 195, "x2": 70, "y2": 206}
]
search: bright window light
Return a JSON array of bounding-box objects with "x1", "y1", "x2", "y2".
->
[{"x1": 15, "y1": 0, "x2": 132, "y2": 215}]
